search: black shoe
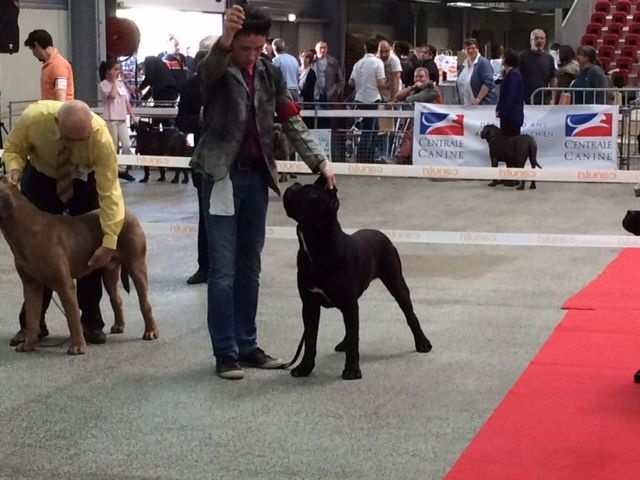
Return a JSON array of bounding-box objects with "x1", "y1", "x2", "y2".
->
[
  {"x1": 139, "y1": 176, "x2": 149, "y2": 184},
  {"x1": 239, "y1": 347, "x2": 285, "y2": 369},
  {"x1": 181, "y1": 175, "x2": 189, "y2": 184},
  {"x1": 9, "y1": 326, "x2": 49, "y2": 346},
  {"x1": 157, "y1": 175, "x2": 166, "y2": 182},
  {"x1": 186, "y1": 270, "x2": 207, "y2": 285},
  {"x1": 83, "y1": 329, "x2": 107, "y2": 345},
  {"x1": 119, "y1": 171, "x2": 136, "y2": 182},
  {"x1": 171, "y1": 175, "x2": 179, "y2": 184},
  {"x1": 215, "y1": 360, "x2": 245, "y2": 380}
]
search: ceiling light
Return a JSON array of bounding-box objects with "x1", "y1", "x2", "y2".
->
[
  {"x1": 448, "y1": 2, "x2": 472, "y2": 7},
  {"x1": 287, "y1": 13, "x2": 296, "y2": 22}
]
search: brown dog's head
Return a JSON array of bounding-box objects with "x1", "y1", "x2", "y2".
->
[
  {"x1": 0, "y1": 182, "x2": 17, "y2": 218},
  {"x1": 480, "y1": 124, "x2": 501, "y2": 142}
]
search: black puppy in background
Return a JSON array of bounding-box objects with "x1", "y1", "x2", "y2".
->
[
  {"x1": 480, "y1": 124, "x2": 540, "y2": 191},
  {"x1": 133, "y1": 120, "x2": 190, "y2": 184},
  {"x1": 283, "y1": 176, "x2": 432, "y2": 380}
]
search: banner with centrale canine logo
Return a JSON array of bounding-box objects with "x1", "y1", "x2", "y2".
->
[{"x1": 412, "y1": 104, "x2": 619, "y2": 171}]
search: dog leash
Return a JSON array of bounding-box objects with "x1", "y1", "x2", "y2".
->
[{"x1": 280, "y1": 334, "x2": 305, "y2": 369}]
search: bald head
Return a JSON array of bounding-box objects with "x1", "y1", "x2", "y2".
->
[
  {"x1": 378, "y1": 40, "x2": 392, "y2": 62},
  {"x1": 57, "y1": 100, "x2": 93, "y2": 141}
]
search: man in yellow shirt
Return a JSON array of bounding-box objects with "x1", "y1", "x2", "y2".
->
[
  {"x1": 24, "y1": 29, "x2": 74, "y2": 101},
  {"x1": 3, "y1": 100, "x2": 125, "y2": 346}
]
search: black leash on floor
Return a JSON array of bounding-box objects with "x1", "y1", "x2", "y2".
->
[{"x1": 280, "y1": 334, "x2": 305, "y2": 369}]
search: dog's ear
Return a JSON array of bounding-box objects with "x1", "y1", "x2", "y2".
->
[
  {"x1": 314, "y1": 174, "x2": 327, "y2": 188},
  {"x1": 329, "y1": 188, "x2": 340, "y2": 212},
  {"x1": 313, "y1": 174, "x2": 338, "y2": 193},
  {"x1": 0, "y1": 186, "x2": 15, "y2": 218}
]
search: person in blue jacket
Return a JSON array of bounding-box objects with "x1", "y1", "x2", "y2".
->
[
  {"x1": 456, "y1": 38, "x2": 497, "y2": 106},
  {"x1": 495, "y1": 49, "x2": 524, "y2": 136}
]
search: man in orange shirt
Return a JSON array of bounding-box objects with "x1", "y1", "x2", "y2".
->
[{"x1": 24, "y1": 29, "x2": 74, "y2": 101}]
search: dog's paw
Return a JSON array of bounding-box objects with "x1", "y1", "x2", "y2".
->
[
  {"x1": 530, "y1": 183, "x2": 536, "y2": 190},
  {"x1": 516, "y1": 184, "x2": 525, "y2": 191},
  {"x1": 334, "y1": 339, "x2": 346, "y2": 352},
  {"x1": 416, "y1": 337, "x2": 432, "y2": 353},
  {"x1": 110, "y1": 324, "x2": 125, "y2": 334},
  {"x1": 67, "y1": 343, "x2": 86, "y2": 355},
  {"x1": 15, "y1": 342, "x2": 36, "y2": 353},
  {"x1": 142, "y1": 328, "x2": 159, "y2": 341},
  {"x1": 342, "y1": 367, "x2": 362, "y2": 380},
  {"x1": 291, "y1": 362, "x2": 314, "y2": 377}
]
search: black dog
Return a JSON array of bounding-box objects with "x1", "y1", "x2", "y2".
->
[
  {"x1": 282, "y1": 177, "x2": 432, "y2": 380},
  {"x1": 133, "y1": 120, "x2": 189, "y2": 184},
  {"x1": 623, "y1": 210, "x2": 640, "y2": 235},
  {"x1": 480, "y1": 124, "x2": 540, "y2": 191}
]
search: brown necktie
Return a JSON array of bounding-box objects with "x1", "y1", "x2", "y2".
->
[{"x1": 55, "y1": 145, "x2": 74, "y2": 203}]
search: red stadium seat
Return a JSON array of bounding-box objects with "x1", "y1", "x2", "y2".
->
[
  {"x1": 599, "y1": 56, "x2": 613, "y2": 72},
  {"x1": 581, "y1": 34, "x2": 599, "y2": 48},
  {"x1": 615, "y1": 0, "x2": 632, "y2": 14},
  {"x1": 607, "y1": 22, "x2": 625, "y2": 36},
  {"x1": 595, "y1": 0, "x2": 611, "y2": 14},
  {"x1": 603, "y1": 33, "x2": 620, "y2": 47},
  {"x1": 612, "y1": 11, "x2": 628, "y2": 25},
  {"x1": 620, "y1": 44, "x2": 638, "y2": 61},
  {"x1": 598, "y1": 44, "x2": 616, "y2": 58},
  {"x1": 628, "y1": 21, "x2": 640, "y2": 34},
  {"x1": 591, "y1": 11, "x2": 608, "y2": 25},
  {"x1": 616, "y1": 55, "x2": 634, "y2": 71},
  {"x1": 586, "y1": 23, "x2": 603, "y2": 36},
  {"x1": 612, "y1": 68, "x2": 629, "y2": 86},
  {"x1": 633, "y1": 11, "x2": 640, "y2": 23},
  {"x1": 625, "y1": 33, "x2": 640, "y2": 47}
]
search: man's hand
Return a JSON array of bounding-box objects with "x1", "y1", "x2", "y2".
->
[
  {"x1": 4, "y1": 169, "x2": 22, "y2": 186},
  {"x1": 319, "y1": 160, "x2": 336, "y2": 189},
  {"x1": 88, "y1": 246, "x2": 117, "y2": 269},
  {"x1": 220, "y1": 5, "x2": 245, "y2": 49}
]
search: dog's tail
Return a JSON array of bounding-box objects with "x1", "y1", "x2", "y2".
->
[
  {"x1": 120, "y1": 266, "x2": 131, "y2": 294},
  {"x1": 528, "y1": 138, "x2": 541, "y2": 169}
]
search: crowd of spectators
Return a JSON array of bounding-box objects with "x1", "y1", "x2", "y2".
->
[{"x1": 101, "y1": 26, "x2": 626, "y2": 170}]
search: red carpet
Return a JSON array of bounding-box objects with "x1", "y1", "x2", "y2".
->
[
  {"x1": 445, "y1": 250, "x2": 640, "y2": 480},
  {"x1": 563, "y1": 249, "x2": 640, "y2": 311}
]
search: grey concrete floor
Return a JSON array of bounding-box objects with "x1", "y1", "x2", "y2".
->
[{"x1": 0, "y1": 172, "x2": 635, "y2": 479}]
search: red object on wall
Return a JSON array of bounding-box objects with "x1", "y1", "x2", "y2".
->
[{"x1": 105, "y1": 17, "x2": 141, "y2": 58}]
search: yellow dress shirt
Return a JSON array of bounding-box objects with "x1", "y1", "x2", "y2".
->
[{"x1": 2, "y1": 100, "x2": 125, "y2": 249}]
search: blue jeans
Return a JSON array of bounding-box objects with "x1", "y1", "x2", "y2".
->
[
  {"x1": 356, "y1": 101, "x2": 380, "y2": 163},
  {"x1": 200, "y1": 166, "x2": 269, "y2": 361}
]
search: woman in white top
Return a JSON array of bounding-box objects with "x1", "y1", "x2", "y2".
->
[
  {"x1": 99, "y1": 58, "x2": 137, "y2": 180},
  {"x1": 455, "y1": 38, "x2": 497, "y2": 106}
]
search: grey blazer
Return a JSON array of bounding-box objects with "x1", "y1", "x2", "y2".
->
[{"x1": 190, "y1": 40, "x2": 327, "y2": 194}]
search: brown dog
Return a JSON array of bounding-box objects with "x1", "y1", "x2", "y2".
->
[{"x1": 0, "y1": 182, "x2": 159, "y2": 355}]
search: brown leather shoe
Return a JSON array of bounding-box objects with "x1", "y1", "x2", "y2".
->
[
  {"x1": 9, "y1": 327, "x2": 50, "y2": 346},
  {"x1": 83, "y1": 329, "x2": 107, "y2": 345}
]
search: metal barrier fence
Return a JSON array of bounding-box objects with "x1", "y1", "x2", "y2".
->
[
  {"x1": 299, "y1": 103, "x2": 413, "y2": 164},
  {"x1": 5, "y1": 92, "x2": 640, "y2": 169}
]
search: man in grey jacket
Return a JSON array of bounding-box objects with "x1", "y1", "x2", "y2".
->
[
  {"x1": 312, "y1": 40, "x2": 344, "y2": 104},
  {"x1": 190, "y1": 3, "x2": 335, "y2": 380}
]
